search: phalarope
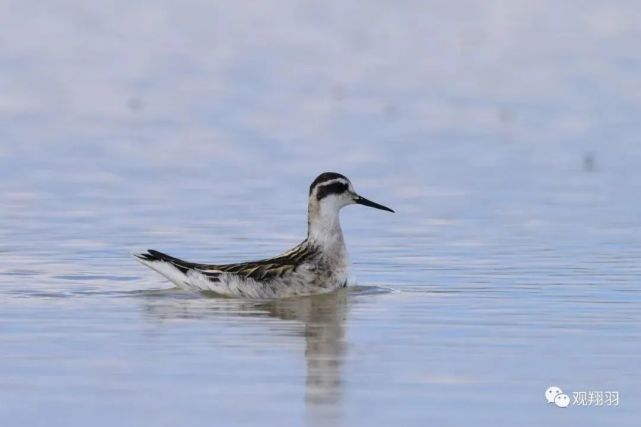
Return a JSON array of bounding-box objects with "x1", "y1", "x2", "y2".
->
[{"x1": 135, "y1": 172, "x2": 394, "y2": 298}]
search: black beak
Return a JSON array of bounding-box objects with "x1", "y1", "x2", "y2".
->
[{"x1": 354, "y1": 195, "x2": 395, "y2": 213}]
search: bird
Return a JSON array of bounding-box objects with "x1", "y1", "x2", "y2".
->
[{"x1": 135, "y1": 172, "x2": 394, "y2": 298}]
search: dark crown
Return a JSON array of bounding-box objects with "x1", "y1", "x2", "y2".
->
[{"x1": 309, "y1": 172, "x2": 348, "y2": 195}]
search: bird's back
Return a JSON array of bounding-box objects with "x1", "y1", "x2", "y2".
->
[{"x1": 135, "y1": 241, "x2": 348, "y2": 298}]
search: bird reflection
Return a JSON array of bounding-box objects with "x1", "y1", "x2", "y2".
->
[
  {"x1": 257, "y1": 290, "x2": 347, "y2": 408},
  {"x1": 140, "y1": 288, "x2": 348, "y2": 419}
]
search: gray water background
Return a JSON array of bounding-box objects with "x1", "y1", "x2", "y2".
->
[{"x1": 1, "y1": 1, "x2": 641, "y2": 426}]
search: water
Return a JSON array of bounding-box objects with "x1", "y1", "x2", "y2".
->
[{"x1": 1, "y1": 1, "x2": 641, "y2": 425}]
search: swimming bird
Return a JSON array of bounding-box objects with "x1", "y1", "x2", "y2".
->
[{"x1": 135, "y1": 172, "x2": 394, "y2": 298}]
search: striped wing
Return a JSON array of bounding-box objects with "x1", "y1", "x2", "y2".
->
[{"x1": 138, "y1": 242, "x2": 317, "y2": 282}]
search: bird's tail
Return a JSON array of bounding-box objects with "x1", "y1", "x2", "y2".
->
[{"x1": 134, "y1": 249, "x2": 195, "y2": 288}]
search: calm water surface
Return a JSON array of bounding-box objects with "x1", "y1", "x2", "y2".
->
[{"x1": 1, "y1": 1, "x2": 641, "y2": 426}]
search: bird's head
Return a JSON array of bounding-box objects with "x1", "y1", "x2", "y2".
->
[{"x1": 308, "y1": 172, "x2": 394, "y2": 218}]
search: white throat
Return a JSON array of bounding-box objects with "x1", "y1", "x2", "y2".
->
[{"x1": 307, "y1": 198, "x2": 346, "y2": 251}]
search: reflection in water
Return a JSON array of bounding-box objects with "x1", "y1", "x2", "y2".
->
[
  {"x1": 256, "y1": 291, "x2": 348, "y2": 427},
  {"x1": 258, "y1": 291, "x2": 347, "y2": 408},
  {"x1": 141, "y1": 289, "x2": 348, "y2": 423}
]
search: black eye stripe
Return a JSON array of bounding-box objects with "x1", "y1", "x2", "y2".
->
[{"x1": 316, "y1": 182, "x2": 349, "y2": 200}]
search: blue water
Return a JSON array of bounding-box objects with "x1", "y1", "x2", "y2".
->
[{"x1": 1, "y1": 1, "x2": 641, "y2": 426}]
